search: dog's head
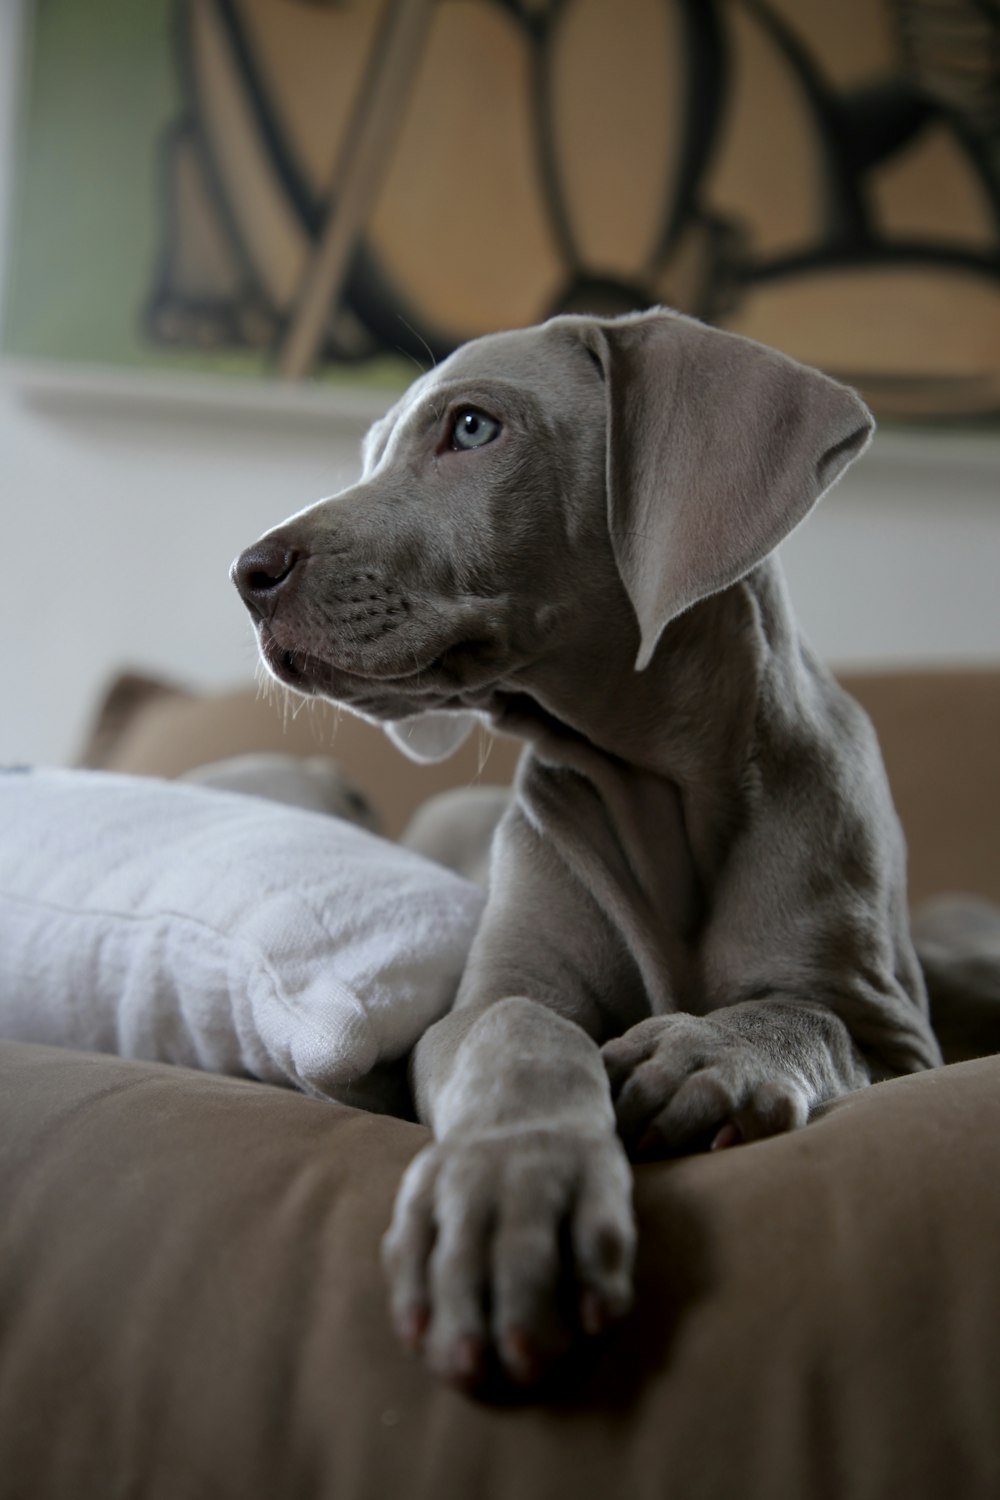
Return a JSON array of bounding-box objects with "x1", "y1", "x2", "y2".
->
[{"x1": 233, "y1": 309, "x2": 872, "y2": 760}]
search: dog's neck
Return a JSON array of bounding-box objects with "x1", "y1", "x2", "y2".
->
[
  {"x1": 497, "y1": 560, "x2": 803, "y2": 788},
  {"x1": 490, "y1": 560, "x2": 815, "y2": 898}
]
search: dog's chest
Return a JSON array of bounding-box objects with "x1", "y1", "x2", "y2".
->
[{"x1": 525, "y1": 753, "x2": 703, "y2": 1015}]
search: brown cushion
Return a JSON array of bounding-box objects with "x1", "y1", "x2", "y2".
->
[
  {"x1": 842, "y1": 669, "x2": 1000, "y2": 907},
  {"x1": 1, "y1": 1040, "x2": 998, "y2": 1499}
]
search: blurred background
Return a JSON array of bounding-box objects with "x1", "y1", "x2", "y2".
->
[{"x1": 1, "y1": 0, "x2": 999, "y2": 768}]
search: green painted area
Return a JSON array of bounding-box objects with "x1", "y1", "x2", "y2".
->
[{"x1": 1, "y1": 0, "x2": 409, "y2": 393}]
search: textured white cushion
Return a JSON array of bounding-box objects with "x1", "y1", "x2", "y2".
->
[{"x1": 0, "y1": 770, "x2": 484, "y2": 1112}]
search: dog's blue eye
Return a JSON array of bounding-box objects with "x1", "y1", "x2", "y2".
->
[{"x1": 451, "y1": 409, "x2": 501, "y2": 451}]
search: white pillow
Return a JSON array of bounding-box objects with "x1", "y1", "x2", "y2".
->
[{"x1": 0, "y1": 769, "x2": 484, "y2": 1113}]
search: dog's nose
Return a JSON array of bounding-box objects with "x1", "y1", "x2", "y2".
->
[{"x1": 231, "y1": 536, "x2": 300, "y2": 618}]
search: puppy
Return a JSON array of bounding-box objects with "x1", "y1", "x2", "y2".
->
[{"x1": 233, "y1": 310, "x2": 940, "y2": 1389}]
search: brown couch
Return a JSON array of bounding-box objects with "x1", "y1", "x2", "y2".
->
[{"x1": 1, "y1": 669, "x2": 998, "y2": 1500}]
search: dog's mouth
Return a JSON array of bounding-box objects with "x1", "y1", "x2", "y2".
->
[
  {"x1": 259, "y1": 623, "x2": 431, "y2": 692},
  {"x1": 257, "y1": 621, "x2": 496, "y2": 718},
  {"x1": 258, "y1": 627, "x2": 334, "y2": 694}
]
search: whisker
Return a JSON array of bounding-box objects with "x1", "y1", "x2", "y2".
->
[
  {"x1": 475, "y1": 724, "x2": 494, "y2": 781},
  {"x1": 395, "y1": 344, "x2": 427, "y2": 380},
  {"x1": 396, "y1": 314, "x2": 437, "y2": 374}
]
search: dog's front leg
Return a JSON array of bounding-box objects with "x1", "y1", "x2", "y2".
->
[
  {"x1": 382, "y1": 812, "x2": 637, "y2": 1389},
  {"x1": 601, "y1": 757, "x2": 942, "y2": 1157},
  {"x1": 383, "y1": 998, "x2": 634, "y2": 1387},
  {"x1": 603, "y1": 998, "x2": 870, "y2": 1156}
]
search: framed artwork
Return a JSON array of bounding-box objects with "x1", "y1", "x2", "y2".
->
[{"x1": 3, "y1": 0, "x2": 999, "y2": 418}]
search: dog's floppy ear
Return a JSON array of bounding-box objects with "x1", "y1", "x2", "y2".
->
[
  {"x1": 385, "y1": 710, "x2": 479, "y2": 764},
  {"x1": 584, "y1": 311, "x2": 874, "y2": 670}
]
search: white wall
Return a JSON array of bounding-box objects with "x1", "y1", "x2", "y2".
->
[
  {"x1": 0, "y1": 384, "x2": 371, "y2": 765},
  {"x1": 2, "y1": 3, "x2": 998, "y2": 769}
]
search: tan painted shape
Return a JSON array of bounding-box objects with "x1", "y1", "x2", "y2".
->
[
  {"x1": 725, "y1": 266, "x2": 1000, "y2": 415},
  {"x1": 707, "y1": 4, "x2": 825, "y2": 256},
  {"x1": 192, "y1": 1, "x2": 308, "y2": 309},
  {"x1": 369, "y1": 4, "x2": 563, "y2": 336},
  {"x1": 236, "y1": 0, "x2": 390, "y2": 195},
  {"x1": 873, "y1": 123, "x2": 997, "y2": 248},
  {"x1": 548, "y1": 0, "x2": 683, "y2": 275}
]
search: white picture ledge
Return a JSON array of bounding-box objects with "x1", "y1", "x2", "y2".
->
[{"x1": 0, "y1": 356, "x2": 399, "y2": 431}]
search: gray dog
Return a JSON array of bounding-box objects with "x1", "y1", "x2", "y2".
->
[{"x1": 232, "y1": 309, "x2": 942, "y2": 1390}]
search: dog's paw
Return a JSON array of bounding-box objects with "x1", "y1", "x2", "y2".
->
[
  {"x1": 381, "y1": 1125, "x2": 635, "y2": 1389},
  {"x1": 602, "y1": 1013, "x2": 810, "y2": 1158}
]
